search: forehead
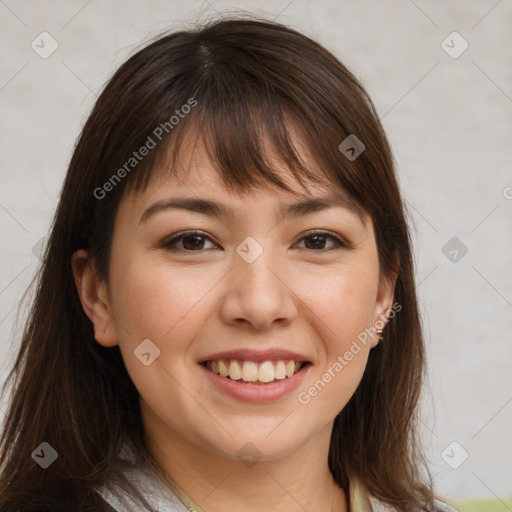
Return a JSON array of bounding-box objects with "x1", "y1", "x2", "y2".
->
[
  {"x1": 165, "y1": 157, "x2": 319, "y2": 198},
  {"x1": 136, "y1": 131, "x2": 332, "y2": 197},
  {"x1": 128, "y1": 162, "x2": 358, "y2": 221},
  {"x1": 119, "y1": 124, "x2": 369, "y2": 226}
]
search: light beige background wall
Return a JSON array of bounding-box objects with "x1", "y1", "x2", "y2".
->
[{"x1": 1, "y1": 0, "x2": 511, "y2": 501}]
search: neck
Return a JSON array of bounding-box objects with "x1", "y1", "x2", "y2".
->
[{"x1": 142, "y1": 409, "x2": 347, "y2": 512}]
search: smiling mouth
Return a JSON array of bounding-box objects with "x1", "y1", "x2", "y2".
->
[{"x1": 201, "y1": 359, "x2": 310, "y2": 384}]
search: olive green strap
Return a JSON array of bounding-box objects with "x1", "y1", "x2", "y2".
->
[{"x1": 349, "y1": 475, "x2": 374, "y2": 512}]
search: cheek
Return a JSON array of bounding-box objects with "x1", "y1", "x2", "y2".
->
[
  {"x1": 295, "y1": 264, "x2": 378, "y2": 410},
  {"x1": 111, "y1": 256, "x2": 214, "y2": 343},
  {"x1": 303, "y1": 263, "x2": 378, "y2": 343},
  {"x1": 109, "y1": 260, "x2": 209, "y2": 401}
]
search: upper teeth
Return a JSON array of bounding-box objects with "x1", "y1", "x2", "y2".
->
[{"x1": 205, "y1": 359, "x2": 303, "y2": 383}]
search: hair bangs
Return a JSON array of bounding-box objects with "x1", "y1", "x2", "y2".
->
[{"x1": 123, "y1": 79, "x2": 366, "y2": 225}]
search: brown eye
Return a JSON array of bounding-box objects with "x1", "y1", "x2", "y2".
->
[
  {"x1": 160, "y1": 230, "x2": 346, "y2": 253},
  {"x1": 296, "y1": 231, "x2": 346, "y2": 251},
  {"x1": 161, "y1": 231, "x2": 218, "y2": 252}
]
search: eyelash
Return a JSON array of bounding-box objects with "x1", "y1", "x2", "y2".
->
[{"x1": 160, "y1": 230, "x2": 347, "y2": 253}]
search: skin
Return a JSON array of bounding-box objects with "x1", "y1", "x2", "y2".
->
[{"x1": 72, "y1": 135, "x2": 396, "y2": 512}]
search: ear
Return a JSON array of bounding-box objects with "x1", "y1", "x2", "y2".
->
[
  {"x1": 71, "y1": 249, "x2": 118, "y2": 347},
  {"x1": 370, "y1": 254, "x2": 399, "y2": 349}
]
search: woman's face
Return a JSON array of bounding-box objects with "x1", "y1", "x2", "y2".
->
[{"x1": 74, "y1": 138, "x2": 396, "y2": 463}]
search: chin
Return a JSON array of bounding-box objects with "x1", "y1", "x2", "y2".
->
[{"x1": 197, "y1": 421, "x2": 312, "y2": 464}]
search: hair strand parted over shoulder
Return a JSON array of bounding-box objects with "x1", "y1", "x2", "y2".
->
[{"x1": 0, "y1": 15, "x2": 435, "y2": 512}]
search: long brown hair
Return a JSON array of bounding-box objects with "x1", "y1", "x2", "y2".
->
[{"x1": 0, "y1": 15, "x2": 435, "y2": 511}]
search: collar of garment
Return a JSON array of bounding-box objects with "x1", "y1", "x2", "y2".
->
[{"x1": 93, "y1": 443, "x2": 455, "y2": 512}]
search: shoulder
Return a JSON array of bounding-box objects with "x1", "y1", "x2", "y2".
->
[
  {"x1": 368, "y1": 496, "x2": 460, "y2": 512},
  {"x1": 432, "y1": 499, "x2": 460, "y2": 512},
  {"x1": 14, "y1": 493, "x2": 118, "y2": 512}
]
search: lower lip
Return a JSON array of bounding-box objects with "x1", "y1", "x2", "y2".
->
[{"x1": 198, "y1": 363, "x2": 311, "y2": 403}]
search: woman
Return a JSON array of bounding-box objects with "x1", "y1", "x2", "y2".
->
[{"x1": 0, "y1": 16, "x2": 458, "y2": 512}]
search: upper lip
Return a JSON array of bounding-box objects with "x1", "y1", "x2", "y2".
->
[{"x1": 198, "y1": 348, "x2": 311, "y2": 364}]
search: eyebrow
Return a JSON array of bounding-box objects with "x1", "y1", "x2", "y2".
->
[{"x1": 139, "y1": 194, "x2": 366, "y2": 225}]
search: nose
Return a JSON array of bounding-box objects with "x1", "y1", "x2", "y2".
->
[{"x1": 219, "y1": 242, "x2": 298, "y2": 331}]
